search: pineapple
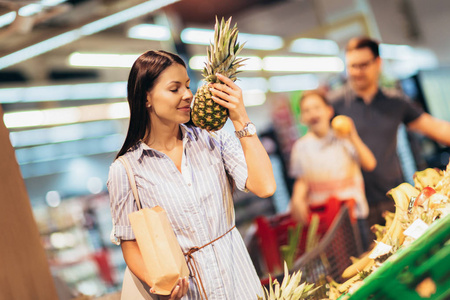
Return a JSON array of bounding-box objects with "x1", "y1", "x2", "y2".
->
[
  {"x1": 258, "y1": 261, "x2": 318, "y2": 300},
  {"x1": 191, "y1": 16, "x2": 247, "y2": 131}
]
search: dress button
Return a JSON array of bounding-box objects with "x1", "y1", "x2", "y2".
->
[{"x1": 188, "y1": 183, "x2": 191, "y2": 187}]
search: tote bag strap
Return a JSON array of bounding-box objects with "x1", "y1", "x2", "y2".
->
[{"x1": 117, "y1": 156, "x2": 142, "y2": 210}]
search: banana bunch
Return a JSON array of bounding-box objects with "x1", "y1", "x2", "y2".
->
[
  {"x1": 369, "y1": 211, "x2": 394, "y2": 240},
  {"x1": 433, "y1": 161, "x2": 450, "y2": 197},
  {"x1": 258, "y1": 261, "x2": 318, "y2": 300},
  {"x1": 402, "y1": 165, "x2": 450, "y2": 236},
  {"x1": 383, "y1": 183, "x2": 419, "y2": 245},
  {"x1": 326, "y1": 182, "x2": 419, "y2": 299},
  {"x1": 344, "y1": 183, "x2": 417, "y2": 275},
  {"x1": 413, "y1": 167, "x2": 443, "y2": 190},
  {"x1": 325, "y1": 250, "x2": 373, "y2": 298},
  {"x1": 326, "y1": 161, "x2": 450, "y2": 299},
  {"x1": 382, "y1": 211, "x2": 395, "y2": 228}
]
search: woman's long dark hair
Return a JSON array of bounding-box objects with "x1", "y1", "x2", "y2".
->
[{"x1": 116, "y1": 50, "x2": 187, "y2": 159}]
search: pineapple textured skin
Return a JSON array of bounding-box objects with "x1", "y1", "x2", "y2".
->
[{"x1": 192, "y1": 85, "x2": 229, "y2": 131}]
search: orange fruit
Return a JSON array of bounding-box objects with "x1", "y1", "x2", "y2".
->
[{"x1": 332, "y1": 115, "x2": 352, "y2": 135}]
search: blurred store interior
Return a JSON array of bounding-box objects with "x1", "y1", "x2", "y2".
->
[{"x1": 0, "y1": 0, "x2": 449, "y2": 298}]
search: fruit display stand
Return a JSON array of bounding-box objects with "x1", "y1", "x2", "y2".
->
[{"x1": 342, "y1": 213, "x2": 450, "y2": 300}]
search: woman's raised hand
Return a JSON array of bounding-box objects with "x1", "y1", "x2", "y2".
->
[{"x1": 209, "y1": 73, "x2": 249, "y2": 125}]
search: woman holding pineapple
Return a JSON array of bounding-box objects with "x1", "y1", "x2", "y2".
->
[{"x1": 108, "y1": 48, "x2": 275, "y2": 299}]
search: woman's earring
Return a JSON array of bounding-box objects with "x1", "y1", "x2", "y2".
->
[{"x1": 146, "y1": 103, "x2": 151, "y2": 108}]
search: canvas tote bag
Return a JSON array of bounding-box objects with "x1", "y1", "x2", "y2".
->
[{"x1": 117, "y1": 156, "x2": 190, "y2": 299}]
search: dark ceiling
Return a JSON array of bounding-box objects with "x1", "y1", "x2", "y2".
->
[
  {"x1": 0, "y1": 0, "x2": 291, "y2": 57},
  {"x1": 164, "y1": 0, "x2": 287, "y2": 24}
]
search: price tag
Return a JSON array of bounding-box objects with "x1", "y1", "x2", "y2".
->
[
  {"x1": 403, "y1": 219, "x2": 429, "y2": 240},
  {"x1": 369, "y1": 242, "x2": 393, "y2": 259}
]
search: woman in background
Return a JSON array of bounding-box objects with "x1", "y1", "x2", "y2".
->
[{"x1": 289, "y1": 90, "x2": 376, "y2": 250}]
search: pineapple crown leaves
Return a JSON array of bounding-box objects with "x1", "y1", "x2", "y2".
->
[
  {"x1": 258, "y1": 261, "x2": 318, "y2": 300},
  {"x1": 202, "y1": 16, "x2": 247, "y2": 83}
]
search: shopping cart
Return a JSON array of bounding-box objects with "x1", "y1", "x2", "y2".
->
[
  {"x1": 251, "y1": 197, "x2": 360, "y2": 291},
  {"x1": 290, "y1": 206, "x2": 363, "y2": 298}
]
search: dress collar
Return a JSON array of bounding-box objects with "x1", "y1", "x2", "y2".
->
[{"x1": 129, "y1": 123, "x2": 196, "y2": 160}]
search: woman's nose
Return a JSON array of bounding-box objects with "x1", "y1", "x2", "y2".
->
[{"x1": 184, "y1": 88, "x2": 193, "y2": 100}]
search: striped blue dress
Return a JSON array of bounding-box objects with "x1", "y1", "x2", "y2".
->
[{"x1": 107, "y1": 124, "x2": 263, "y2": 299}]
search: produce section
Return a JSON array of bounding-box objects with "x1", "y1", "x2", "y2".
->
[
  {"x1": 252, "y1": 161, "x2": 450, "y2": 300},
  {"x1": 341, "y1": 213, "x2": 449, "y2": 300},
  {"x1": 325, "y1": 161, "x2": 450, "y2": 299}
]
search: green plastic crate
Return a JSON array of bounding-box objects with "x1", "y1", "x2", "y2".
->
[{"x1": 345, "y1": 213, "x2": 450, "y2": 300}]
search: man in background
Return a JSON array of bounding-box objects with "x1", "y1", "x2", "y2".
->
[{"x1": 328, "y1": 37, "x2": 450, "y2": 229}]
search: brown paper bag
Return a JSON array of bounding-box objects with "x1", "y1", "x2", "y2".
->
[
  {"x1": 118, "y1": 156, "x2": 189, "y2": 296},
  {"x1": 128, "y1": 206, "x2": 190, "y2": 295}
]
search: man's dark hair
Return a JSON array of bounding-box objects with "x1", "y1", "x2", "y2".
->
[{"x1": 346, "y1": 37, "x2": 380, "y2": 58}]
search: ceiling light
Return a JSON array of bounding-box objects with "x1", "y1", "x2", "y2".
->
[
  {"x1": 269, "y1": 74, "x2": 319, "y2": 92},
  {"x1": 0, "y1": 31, "x2": 80, "y2": 70},
  {"x1": 263, "y1": 56, "x2": 344, "y2": 72},
  {"x1": 108, "y1": 102, "x2": 129, "y2": 119},
  {"x1": 379, "y1": 43, "x2": 415, "y2": 60},
  {"x1": 69, "y1": 52, "x2": 140, "y2": 68},
  {"x1": 18, "y1": 4, "x2": 42, "y2": 17},
  {"x1": 128, "y1": 24, "x2": 171, "y2": 41},
  {"x1": 412, "y1": 48, "x2": 439, "y2": 69},
  {"x1": 9, "y1": 120, "x2": 121, "y2": 148},
  {"x1": 4, "y1": 107, "x2": 81, "y2": 128},
  {"x1": 87, "y1": 177, "x2": 103, "y2": 194},
  {"x1": 0, "y1": 81, "x2": 127, "y2": 103},
  {"x1": 238, "y1": 33, "x2": 283, "y2": 50},
  {"x1": 243, "y1": 90, "x2": 266, "y2": 107},
  {"x1": 78, "y1": 0, "x2": 178, "y2": 36},
  {"x1": 46, "y1": 191, "x2": 61, "y2": 207},
  {"x1": 0, "y1": 0, "x2": 179, "y2": 69},
  {"x1": 180, "y1": 28, "x2": 211, "y2": 45},
  {"x1": 42, "y1": 0, "x2": 67, "y2": 6},
  {"x1": 3, "y1": 102, "x2": 129, "y2": 129},
  {"x1": 383, "y1": 48, "x2": 439, "y2": 79},
  {"x1": 0, "y1": 12, "x2": 16, "y2": 28},
  {"x1": 290, "y1": 38, "x2": 339, "y2": 55},
  {"x1": 0, "y1": 1, "x2": 65, "y2": 28},
  {"x1": 189, "y1": 55, "x2": 263, "y2": 71},
  {"x1": 5, "y1": 110, "x2": 45, "y2": 128},
  {"x1": 237, "y1": 77, "x2": 269, "y2": 92},
  {"x1": 188, "y1": 56, "x2": 205, "y2": 70},
  {"x1": 18, "y1": 134, "x2": 124, "y2": 178},
  {"x1": 181, "y1": 28, "x2": 283, "y2": 50}
]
